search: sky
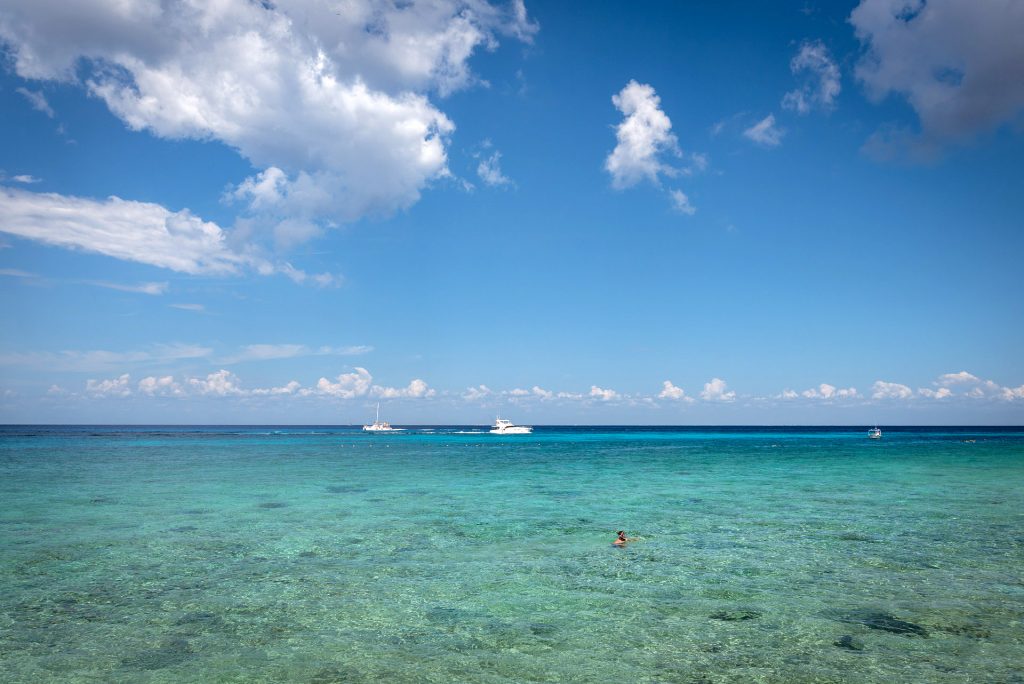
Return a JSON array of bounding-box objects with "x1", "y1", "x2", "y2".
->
[{"x1": 0, "y1": 0, "x2": 1022, "y2": 425}]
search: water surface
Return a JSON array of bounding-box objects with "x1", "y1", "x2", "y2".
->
[{"x1": 2, "y1": 426, "x2": 1022, "y2": 682}]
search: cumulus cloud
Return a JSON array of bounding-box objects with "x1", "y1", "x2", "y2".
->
[
  {"x1": 658, "y1": 380, "x2": 694, "y2": 402},
  {"x1": 0, "y1": 0, "x2": 537, "y2": 241},
  {"x1": 462, "y1": 385, "x2": 492, "y2": 401},
  {"x1": 313, "y1": 367, "x2": 374, "y2": 399},
  {"x1": 700, "y1": 378, "x2": 736, "y2": 402},
  {"x1": 851, "y1": 0, "x2": 1024, "y2": 153},
  {"x1": 605, "y1": 80, "x2": 680, "y2": 189},
  {"x1": 782, "y1": 40, "x2": 841, "y2": 114},
  {"x1": 138, "y1": 375, "x2": 184, "y2": 397},
  {"x1": 605, "y1": 80, "x2": 702, "y2": 215},
  {"x1": 188, "y1": 370, "x2": 245, "y2": 396},
  {"x1": 530, "y1": 385, "x2": 554, "y2": 400},
  {"x1": 924, "y1": 370, "x2": 1023, "y2": 401},
  {"x1": 250, "y1": 380, "x2": 302, "y2": 396},
  {"x1": 477, "y1": 150, "x2": 512, "y2": 187},
  {"x1": 936, "y1": 370, "x2": 981, "y2": 386},
  {"x1": 743, "y1": 114, "x2": 784, "y2": 147},
  {"x1": 16, "y1": 87, "x2": 54, "y2": 117},
  {"x1": 871, "y1": 380, "x2": 913, "y2": 400},
  {"x1": 589, "y1": 385, "x2": 619, "y2": 401},
  {"x1": 801, "y1": 383, "x2": 858, "y2": 400},
  {"x1": 11, "y1": 174, "x2": 40, "y2": 184},
  {"x1": 373, "y1": 378, "x2": 435, "y2": 399},
  {"x1": 86, "y1": 373, "x2": 132, "y2": 397}
]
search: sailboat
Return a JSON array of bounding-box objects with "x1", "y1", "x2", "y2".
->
[{"x1": 362, "y1": 403, "x2": 403, "y2": 432}]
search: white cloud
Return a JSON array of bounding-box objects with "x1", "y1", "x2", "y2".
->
[
  {"x1": 0, "y1": 0, "x2": 536, "y2": 240},
  {"x1": 188, "y1": 370, "x2": 245, "y2": 396},
  {"x1": 700, "y1": 378, "x2": 736, "y2": 402},
  {"x1": 16, "y1": 87, "x2": 53, "y2": 117},
  {"x1": 250, "y1": 380, "x2": 302, "y2": 396},
  {"x1": 530, "y1": 385, "x2": 554, "y2": 400},
  {"x1": 138, "y1": 375, "x2": 184, "y2": 397},
  {"x1": 778, "y1": 389, "x2": 799, "y2": 400},
  {"x1": 669, "y1": 189, "x2": 696, "y2": 216},
  {"x1": 801, "y1": 383, "x2": 859, "y2": 400},
  {"x1": 313, "y1": 367, "x2": 374, "y2": 399},
  {"x1": 0, "y1": 187, "x2": 336, "y2": 284},
  {"x1": 658, "y1": 380, "x2": 694, "y2": 402},
  {"x1": 11, "y1": 174, "x2": 41, "y2": 183},
  {"x1": 171, "y1": 303, "x2": 205, "y2": 312},
  {"x1": 743, "y1": 114, "x2": 784, "y2": 147},
  {"x1": 477, "y1": 150, "x2": 511, "y2": 187},
  {"x1": 373, "y1": 378, "x2": 434, "y2": 399},
  {"x1": 605, "y1": 80, "x2": 680, "y2": 189},
  {"x1": 86, "y1": 373, "x2": 132, "y2": 397},
  {"x1": 589, "y1": 385, "x2": 619, "y2": 401},
  {"x1": 782, "y1": 40, "x2": 841, "y2": 114},
  {"x1": 220, "y1": 343, "x2": 372, "y2": 364},
  {"x1": 871, "y1": 380, "x2": 913, "y2": 400},
  {"x1": 851, "y1": 0, "x2": 1024, "y2": 149},
  {"x1": 462, "y1": 384, "x2": 492, "y2": 401},
  {"x1": 936, "y1": 370, "x2": 981, "y2": 386},
  {"x1": 1001, "y1": 385, "x2": 1024, "y2": 401},
  {"x1": 88, "y1": 281, "x2": 168, "y2": 295},
  {"x1": 918, "y1": 387, "x2": 952, "y2": 399},
  {"x1": 0, "y1": 187, "x2": 245, "y2": 275}
]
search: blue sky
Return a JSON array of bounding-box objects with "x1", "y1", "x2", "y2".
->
[{"x1": 1, "y1": 0, "x2": 1022, "y2": 424}]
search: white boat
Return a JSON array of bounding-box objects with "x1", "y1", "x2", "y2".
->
[
  {"x1": 868, "y1": 427, "x2": 882, "y2": 439},
  {"x1": 363, "y1": 403, "x2": 404, "y2": 432},
  {"x1": 490, "y1": 417, "x2": 532, "y2": 435}
]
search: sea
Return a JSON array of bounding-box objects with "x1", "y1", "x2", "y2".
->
[{"x1": 1, "y1": 425, "x2": 1022, "y2": 683}]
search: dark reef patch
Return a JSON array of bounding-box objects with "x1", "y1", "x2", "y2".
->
[
  {"x1": 838, "y1": 611, "x2": 928, "y2": 636},
  {"x1": 709, "y1": 609, "x2": 761, "y2": 621}
]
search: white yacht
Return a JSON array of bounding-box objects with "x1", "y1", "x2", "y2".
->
[
  {"x1": 490, "y1": 417, "x2": 533, "y2": 435},
  {"x1": 868, "y1": 426, "x2": 882, "y2": 439},
  {"x1": 363, "y1": 403, "x2": 404, "y2": 432}
]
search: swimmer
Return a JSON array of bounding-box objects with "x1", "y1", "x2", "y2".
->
[{"x1": 613, "y1": 530, "x2": 636, "y2": 546}]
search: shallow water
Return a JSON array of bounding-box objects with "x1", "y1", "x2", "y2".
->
[{"x1": 1, "y1": 426, "x2": 1022, "y2": 683}]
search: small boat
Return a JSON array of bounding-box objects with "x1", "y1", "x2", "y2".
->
[
  {"x1": 490, "y1": 417, "x2": 532, "y2": 435},
  {"x1": 363, "y1": 403, "x2": 404, "y2": 432},
  {"x1": 868, "y1": 427, "x2": 882, "y2": 439}
]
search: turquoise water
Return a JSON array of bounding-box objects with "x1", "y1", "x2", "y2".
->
[{"x1": 1, "y1": 426, "x2": 1022, "y2": 683}]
